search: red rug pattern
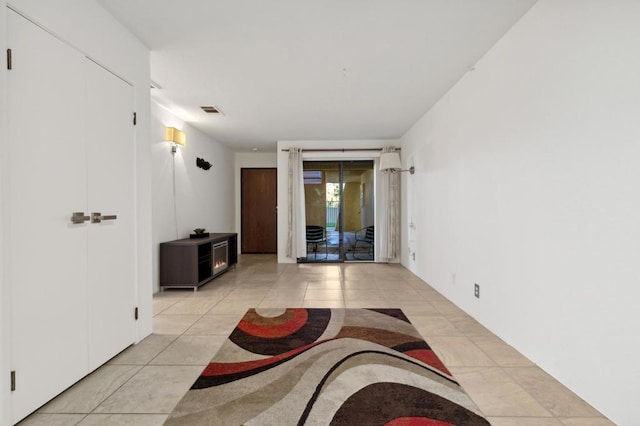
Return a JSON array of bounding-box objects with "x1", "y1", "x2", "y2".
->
[{"x1": 165, "y1": 308, "x2": 490, "y2": 425}]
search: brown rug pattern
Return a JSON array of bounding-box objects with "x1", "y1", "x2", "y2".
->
[{"x1": 165, "y1": 308, "x2": 489, "y2": 425}]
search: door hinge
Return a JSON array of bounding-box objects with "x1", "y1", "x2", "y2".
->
[
  {"x1": 134, "y1": 307, "x2": 139, "y2": 320},
  {"x1": 7, "y1": 49, "x2": 12, "y2": 70},
  {"x1": 10, "y1": 370, "x2": 16, "y2": 391},
  {"x1": 133, "y1": 112, "x2": 137, "y2": 126}
]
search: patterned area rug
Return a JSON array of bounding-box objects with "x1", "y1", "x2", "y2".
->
[{"x1": 166, "y1": 308, "x2": 490, "y2": 425}]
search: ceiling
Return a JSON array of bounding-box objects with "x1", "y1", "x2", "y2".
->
[{"x1": 98, "y1": 0, "x2": 537, "y2": 152}]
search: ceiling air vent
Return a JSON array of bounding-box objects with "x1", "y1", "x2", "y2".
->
[{"x1": 201, "y1": 106, "x2": 221, "y2": 114}]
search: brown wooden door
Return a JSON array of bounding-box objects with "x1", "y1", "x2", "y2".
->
[{"x1": 241, "y1": 168, "x2": 277, "y2": 253}]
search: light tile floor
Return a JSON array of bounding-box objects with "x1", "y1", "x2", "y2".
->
[{"x1": 19, "y1": 255, "x2": 614, "y2": 426}]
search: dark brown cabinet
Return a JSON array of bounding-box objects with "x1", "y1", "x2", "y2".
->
[{"x1": 160, "y1": 233, "x2": 237, "y2": 291}]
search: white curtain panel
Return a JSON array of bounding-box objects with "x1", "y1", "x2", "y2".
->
[
  {"x1": 286, "y1": 148, "x2": 307, "y2": 259},
  {"x1": 378, "y1": 146, "x2": 400, "y2": 261}
]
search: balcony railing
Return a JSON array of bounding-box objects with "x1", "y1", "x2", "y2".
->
[{"x1": 326, "y1": 200, "x2": 339, "y2": 230}]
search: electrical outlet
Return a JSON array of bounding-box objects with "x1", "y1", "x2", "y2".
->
[
  {"x1": 474, "y1": 283, "x2": 480, "y2": 298},
  {"x1": 412, "y1": 252, "x2": 416, "y2": 261},
  {"x1": 451, "y1": 273, "x2": 456, "y2": 285}
]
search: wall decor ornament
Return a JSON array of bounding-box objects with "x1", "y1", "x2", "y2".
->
[{"x1": 196, "y1": 157, "x2": 212, "y2": 170}]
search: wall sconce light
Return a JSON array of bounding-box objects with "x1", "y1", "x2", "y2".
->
[
  {"x1": 379, "y1": 151, "x2": 415, "y2": 174},
  {"x1": 166, "y1": 127, "x2": 186, "y2": 153}
]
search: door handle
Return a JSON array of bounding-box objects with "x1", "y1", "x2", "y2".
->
[
  {"x1": 71, "y1": 212, "x2": 90, "y2": 224},
  {"x1": 91, "y1": 212, "x2": 117, "y2": 223}
]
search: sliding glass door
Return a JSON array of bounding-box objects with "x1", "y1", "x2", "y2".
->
[{"x1": 302, "y1": 160, "x2": 375, "y2": 262}]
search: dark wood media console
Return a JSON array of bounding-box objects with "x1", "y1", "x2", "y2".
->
[{"x1": 160, "y1": 233, "x2": 237, "y2": 291}]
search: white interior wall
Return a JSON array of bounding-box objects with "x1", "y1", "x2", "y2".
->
[
  {"x1": 276, "y1": 139, "x2": 396, "y2": 263},
  {"x1": 400, "y1": 1, "x2": 640, "y2": 424},
  {"x1": 235, "y1": 152, "x2": 278, "y2": 252},
  {"x1": 151, "y1": 100, "x2": 235, "y2": 292},
  {"x1": 1, "y1": 1, "x2": 152, "y2": 423}
]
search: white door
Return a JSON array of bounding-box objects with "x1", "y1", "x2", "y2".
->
[
  {"x1": 8, "y1": 11, "x2": 89, "y2": 422},
  {"x1": 8, "y1": 11, "x2": 137, "y2": 422},
  {"x1": 85, "y1": 60, "x2": 136, "y2": 369}
]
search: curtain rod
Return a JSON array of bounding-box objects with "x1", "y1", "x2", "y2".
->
[{"x1": 280, "y1": 148, "x2": 400, "y2": 152}]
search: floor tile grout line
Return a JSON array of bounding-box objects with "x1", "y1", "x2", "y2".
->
[
  {"x1": 30, "y1": 255, "x2": 613, "y2": 425},
  {"x1": 82, "y1": 365, "x2": 146, "y2": 417},
  {"x1": 500, "y1": 365, "x2": 607, "y2": 420}
]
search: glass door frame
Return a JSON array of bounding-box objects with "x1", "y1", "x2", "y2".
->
[{"x1": 301, "y1": 158, "x2": 376, "y2": 263}]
